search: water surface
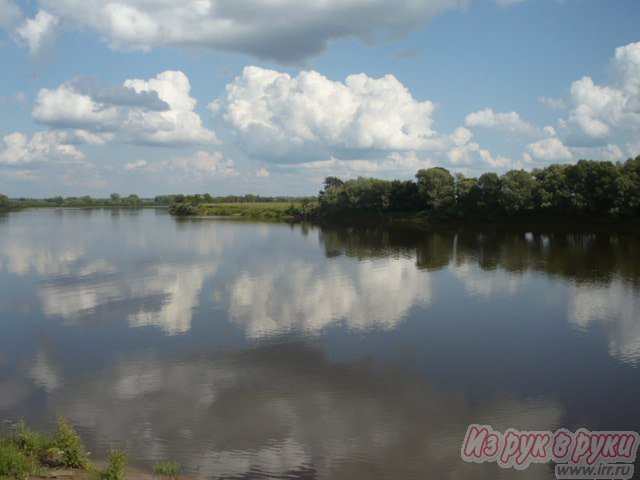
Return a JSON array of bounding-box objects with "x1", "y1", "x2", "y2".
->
[{"x1": 0, "y1": 208, "x2": 639, "y2": 479}]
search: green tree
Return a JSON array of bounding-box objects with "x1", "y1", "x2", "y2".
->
[
  {"x1": 415, "y1": 167, "x2": 455, "y2": 214},
  {"x1": 455, "y1": 173, "x2": 481, "y2": 216},
  {"x1": 499, "y1": 170, "x2": 535, "y2": 215},
  {"x1": 532, "y1": 164, "x2": 572, "y2": 213},
  {"x1": 616, "y1": 156, "x2": 640, "y2": 216},
  {"x1": 566, "y1": 160, "x2": 620, "y2": 215},
  {"x1": 477, "y1": 172, "x2": 501, "y2": 214},
  {"x1": 388, "y1": 180, "x2": 421, "y2": 211}
]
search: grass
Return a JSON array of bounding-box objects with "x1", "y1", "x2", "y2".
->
[
  {"x1": 152, "y1": 461, "x2": 181, "y2": 477},
  {"x1": 0, "y1": 416, "x2": 95, "y2": 478},
  {"x1": 93, "y1": 447, "x2": 127, "y2": 480},
  {"x1": 55, "y1": 417, "x2": 91, "y2": 469},
  {"x1": 0, "y1": 442, "x2": 40, "y2": 478},
  {"x1": 14, "y1": 421, "x2": 55, "y2": 459},
  {"x1": 0, "y1": 418, "x2": 178, "y2": 480},
  {"x1": 196, "y1": 202, "x2": 303, "y2": 218}
]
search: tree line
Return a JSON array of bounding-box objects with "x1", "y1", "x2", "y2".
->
[
  {"x1": 315, "y1": 156, "x2": 640, "y2": 220},
  {"x1": 0, "y1": 194, "x2": 176, "y2": 210}
]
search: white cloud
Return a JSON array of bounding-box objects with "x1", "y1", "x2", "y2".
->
[
  {"x1": 37, "y1": 0, "x2": 470, "y2": 63},
  {"x1": 33, "y1": 84, "x2": 120, "y2": 128},
  {"x1": 33, "y1": 71, "x2": 218, "y2": 146},
  {"x1": 478, "y1": 149, "x2": 513, "y2": 169},
  {"x1": 123, "y1": 159, "x2": 149, "y2": 172},
  {"x1": 125, "y1": 151, "x2": 239, "y2": 180},
  {"x1": 213, "y1": 66, "x2": 437, "y2": 161},
  {"x1": 0, "y1": 130, "x2": 85, "y2": 165},
  {"x1": 255, "y1": 168, "x2": 270, "y2": 178},
  {"x1": 570, "y1": 144, "x2": 626, "y2": 162},
  {"x1": 0, "y1": 0, "x2": 20, "y2": 28},
  {"x1": 465, "y1": 108, "x2": 543, "y2": 136},
  {"x1": 523, "y1": 137, "x2": 572, "y2": 163},
  {"x1": 172, "y1": 151, "x2": 239, "y2": 179},
  {"x1": 445, "y1": 127, "x2": 481, "y2": 164},
  {"x1": 16, "y1": 10, "x2": 59, "y2": 58},
  {"x1": 281, "y1": 151, "x2": 434, "y2": 178},
  {"x1": 124, "y1": 71, "x2": 218, "y2": 145},
  {"x1": 560, "y1": 41, "x2": 640, "y2": 145},
  {"x1": 538, "y1": 96, "x2": 565, "y2": 111}
]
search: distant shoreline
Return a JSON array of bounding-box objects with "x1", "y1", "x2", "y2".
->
[{"x1": 168, "y1": 204, "x2": 640, "y2": 233}]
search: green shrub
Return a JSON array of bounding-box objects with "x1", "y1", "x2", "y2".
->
[
  {"x1": 168, "y1": 203, "x2": 197, "y2": 216},
  {"x1": 0, "y1": 442, "x2": 39, "y2": 478},
  {"x1": 55, "y1": 417, "x2": 90, "y2": 469},
  {"x1": 153, "y1": 461, "x2": 181, "y2": 477},
  {"x1": 98, "y1": 447, "x2": 128, "y2": 480},
  {"x1": 15, "y1": 420, "x2": 55, "y2": 458}
]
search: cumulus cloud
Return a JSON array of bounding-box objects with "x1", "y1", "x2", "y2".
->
[
  {"x1": 124, "y1": 151, "x2": 239, "y2": 180},
  {"x1": 124, "y1": 71, "x2": 218, "y2": 145},
  {"x1": 16, "y1": 10, "x2": 59, "y2": 58},
  {"x1": 34, "y1": 71, "x2": 218, "y2": 146},
  {"x1": 560, "y1": 41, "x2": 640, "y2": 146},
  {"x1": 465, "y1": 108, "x2": 549, "y2": 137},
  {"x1": 68, "y1": 77, "x2": 170, "y2": 111},
  {"x1": 0, "y1": 0, "x2": 20, "y2": 28},
  {"x1": 280, "y1": 151, "x2": 433, "y2": 178},
  {"x1": 0, "y1": 130, "x2": 85, "y2": 165},
  {"x1": 571, "y1": 144, "x2": 626, "y2": 162},
  {"x1": 478, "y1": 149, "x2": 514, "y2": 169},
  {"x1": 538, "y1": 96, "x2": 565, "y2": 111},
  {"x1": 33, "y1": 0, "x2": 474, "y2": 63},
  {"x1": 523, "y1": 137, "x2": 573, "y2": 164},
  {"x1": 33, "y1": 84, "x2": 120, "y2": 129},
  {"x1": 213, "y1": 66, "x2": 437, "y2": 161}
]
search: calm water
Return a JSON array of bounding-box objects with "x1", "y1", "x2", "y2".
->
[{"x1": 0, "y1": 208, "x2": 639, "y2": 479}]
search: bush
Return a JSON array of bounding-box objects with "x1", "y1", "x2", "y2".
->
[
  {"x1": 153, "y1": 461, "x2": 181, "y2": 477},
  {"x1": 168, "y1": 203, "x2": 197, "y2": 216},
  {"x1": 15, "y1": 420, "x2": 55, "y2": 458},
  {"x1": 55, "y1": 417, "x2": 90, "y2": 469},
  {"x1": 0, "y1": 442, "x2": 39, "y2": 478},
  {"x1": 95, "y1": 447, "x2": 127, "y2": 480}
]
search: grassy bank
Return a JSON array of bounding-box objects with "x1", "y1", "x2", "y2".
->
[
  {"x1": 0, "y1": 419, "x2": 180, "y2": 480},
  {"x1": 169, "y1": 201, "x2": 640, "y2": 232},
  {"x1": 171, "y1": 202, "x2": 315, "y2": 219}
]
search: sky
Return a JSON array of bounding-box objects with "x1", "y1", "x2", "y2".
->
[{"x1": 0, "y1": 0, "x2": 639, "y2": 197}]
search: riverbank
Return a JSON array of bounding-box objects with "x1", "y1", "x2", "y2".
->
[
  {"x1": 169, "y1": 202, "x2": 309, "y2": 219},
  {"x1": 0, "y1": 419, "x2": 180, "y2": 480},
  {"x1": 169, "y1": 204, "x2": 640, "y2": 232}
]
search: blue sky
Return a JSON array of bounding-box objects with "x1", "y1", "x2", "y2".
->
[{"x1": 0, "y1": 0, "x2": 639, "y2": 197}]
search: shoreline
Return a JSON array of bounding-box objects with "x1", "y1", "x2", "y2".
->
[{"x1": 170, "y1": 206, "x2": 640, "y2": 232}]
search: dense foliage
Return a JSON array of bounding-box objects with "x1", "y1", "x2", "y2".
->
[
  {"x1": 2, "y1": 194, "x2": 175, "y2": 208},
  {"x1": 172, "y1": 193, "x2": 316, "y2": 205},
  {"x1": 316, "y1": 156, "x2": 640, "y2": 220},
  {"x1": 0, "y1": 193, "x2": 12, "y2": 211}
]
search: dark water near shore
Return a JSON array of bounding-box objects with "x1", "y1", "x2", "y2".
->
[{"x1": 0, "y1": 208, "x2": 639, "y2": 479}]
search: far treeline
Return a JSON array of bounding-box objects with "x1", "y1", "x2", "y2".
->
[
  {"x1": 170, "y1": 156, "x2": 640, "y2": 221},
  {"x1": 0, "y1": 193, "x2": 317, "y2": 212},
  {"x1": 0, "y1": 193, "x2": 170, "y2": 211},
  {"x1": 314, "y1": 156, "x2": 640, "y2": 220}
]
